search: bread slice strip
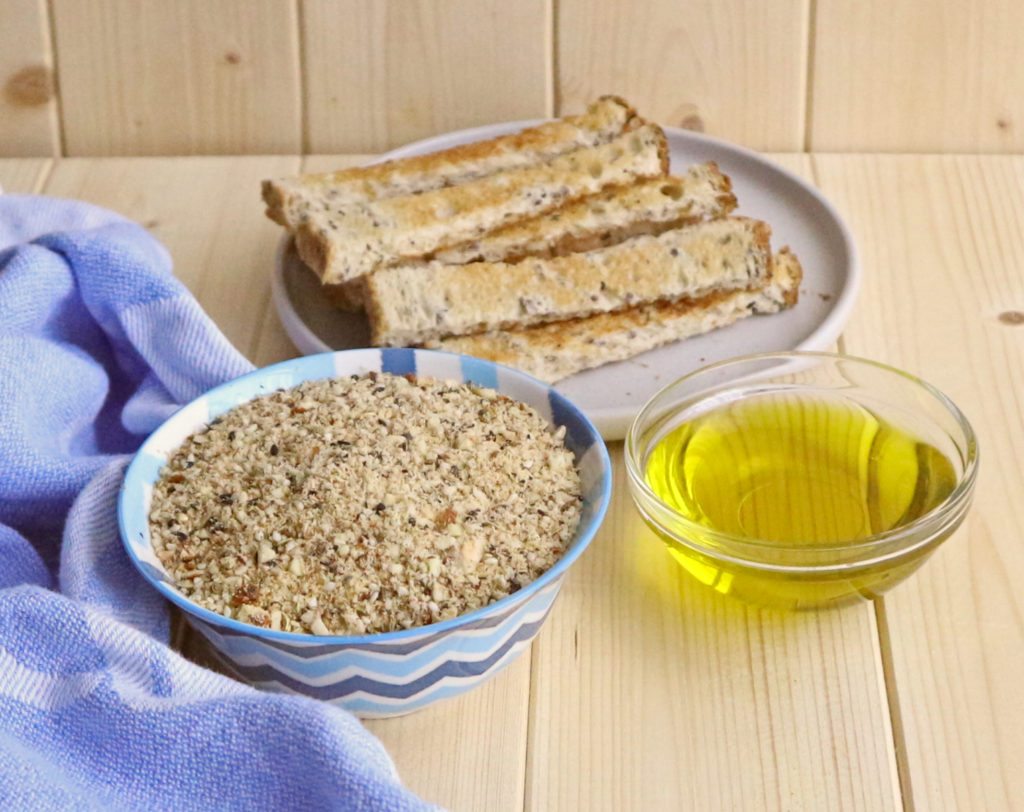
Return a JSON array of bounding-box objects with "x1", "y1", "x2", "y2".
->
[
  {"x1": 294, "y1": 122, "x2": 670, "y2": 284},
  {"x1": 429, "y1": 249, "x2": 802, "y2": 383},
  {"x1": 365, "y1": 216, "x2": 773, "y2": 347},
  {"x1": 429, "y1": 161, "x2": 736, "y2": 266},
  {"x1": 263, "y1": 95, "x2": 637, "y2": 228},
  {"x1": 328, "y1": 161, "x2": 736, "y2": 312}
]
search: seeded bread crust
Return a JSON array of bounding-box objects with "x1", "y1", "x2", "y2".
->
[
  {"x1": 327, "y1": 162, "x2": 736, "y2": 312},
  {"x1": 263, "y1": 95, "x2": 637, "y2": 228},
  {"x1": 429, "y1": 249, "x2": 803, "y2": 383},
  {"x1": 365, "y1": 217, "x2": 773, "y2": 346},
  {"x1": 294, "y1": 122, "x2": 670, "y2": 284}
]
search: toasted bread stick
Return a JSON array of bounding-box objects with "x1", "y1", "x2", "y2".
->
[
  {"x1": 263, "y1": 95, "x2": 637, "y2": 228},
  {"x1": 365, "y1": 217, "x2": 772, "y2": 346},
  {"x1": 429, "y1": 249, "x2": 802, "y2": 383},
  {"x1": 327, "y1": 162, "x2": 736, "y2": 312},
  {"x1": 294, "y1": 122, "x2": 670, "y2": 284},
  {"x1": 429, "y1": 162, "x2": 736, "y2": 266}
]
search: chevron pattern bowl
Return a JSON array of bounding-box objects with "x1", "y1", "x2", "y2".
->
[{"x1": 120, "y1": 348, "x2": 612, "y2": 717}]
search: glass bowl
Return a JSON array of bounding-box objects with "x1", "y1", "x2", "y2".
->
[{"x1": 625, "y1": 351, "x2": 978, "y2": 610}]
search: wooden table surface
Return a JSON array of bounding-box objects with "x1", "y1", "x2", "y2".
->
[{"x1": 3, "y1": 152, "x2": 1022, "y2": 811}]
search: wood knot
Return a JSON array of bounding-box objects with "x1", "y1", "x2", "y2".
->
[
  {"x1": 670, "y1": 102, "x2": 705, "y2": 133},
  {"x1": 224, "y1": 51, "x2": 242, "y2": 65},
  {"x1": 4, "y1": 65, "x2": 54, "y2": 107},
  {"x1": 998, "y1": 310, "x2": 1024, "y2": 325},
  {"x1": 996, "y1": 118, "x2": 1011, "y2": 131},
  {"x1": 679, "y1": 113, "x2": 705, "y2": 132}
]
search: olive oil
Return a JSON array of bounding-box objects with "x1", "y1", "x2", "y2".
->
[{"x1": 642, "y1": 390, "x2": 959, "y2": 608}]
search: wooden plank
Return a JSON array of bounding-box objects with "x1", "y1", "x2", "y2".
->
[
  {"x1": 50, "y1": 0, "x2": 302, "y2": 156},
  {"x1": 301, "y1": 0, "x2": 551, "y2": 153},
  {"x1": 810, "y1": 2, "x2": 1024, "y2": 152},
  {"x1": 525, "y1": 154, "x2": 900, "y2": 811},
  {"x1": 556, "y1": 0, "x2": 808, "y2": 151},
  {"x1": 0, "y1": 0, "x2": 61, "y2": 156},
  {"x1": 0, "y1": 158, "x2": 51, "y2": 193},
  {"x1": 40, "y1": 155, "x2": 299, "y2": 359},
  {"x1": 284, "y1": 152, "x2": 534, "y2": 812},
  {"x1": 812, "y1": 154, "x2": 1024, "y2": 808}
]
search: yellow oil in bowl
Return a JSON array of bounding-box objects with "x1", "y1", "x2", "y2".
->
[{"x1": 639, "y1": 389, "x2": 959, "y2": 609}]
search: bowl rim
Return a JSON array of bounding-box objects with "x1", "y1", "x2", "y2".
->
[
  {"x1": 119, "y1": 348, "x2": 612, "y2": 645},
  {"x1": 624, "y1": 350, "x2": 979, "y2": 564}
]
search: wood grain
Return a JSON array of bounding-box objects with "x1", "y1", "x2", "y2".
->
[
  {"x1": 0, "y1": 0, "x2": 61, "y2": 156},
  {"x1": 812, "y1": 154, "x2": 1024, "y2": 808},
  {"x1": 556, "y1": 0, "x2": 809, "y2": 151},
  {"x1": 4, "y1": 0, "x2": 1023, "y2": 157},
  {"x1": 39, "y1": 155, "x2": 299, "y2": 359},
  {"x1": 810, "y1": 2, "x2": 1024, "y2": 151},
  {"x1": 301, "y1": 0, "x2": 552, "y2": 153},
  {"x1": 50, "y1": 0, "x2": 302, "y2": 156},
  {"x1": 0, "y1": 157, "x2": 51, "y2": 193}
]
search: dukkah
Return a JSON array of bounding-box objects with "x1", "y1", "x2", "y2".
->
[{"x1": 150, "y1": 373, "x2": 583, "y2": 636}]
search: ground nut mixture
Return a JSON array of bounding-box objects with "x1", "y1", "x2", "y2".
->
[{"x1": 149, "y1": 372, "x2": 583, "y2": 636}]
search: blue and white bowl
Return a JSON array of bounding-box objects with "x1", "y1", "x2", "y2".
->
[{"x1": 119, "y1": 348, "x2": 612, "y2": 717}]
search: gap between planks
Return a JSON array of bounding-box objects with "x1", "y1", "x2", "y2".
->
[
  {"x1": 806, "y1": 152, "x2": 906, "y2": 808},
  {"x1": 874, "y1": 599, "x2": 916, "y2": 812}
]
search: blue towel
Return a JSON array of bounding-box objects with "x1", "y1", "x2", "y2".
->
[{"x1": 0, "y1": 195, "x2": 440, "y2": 811}]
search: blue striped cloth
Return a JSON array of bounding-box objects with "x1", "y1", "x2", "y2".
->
[{"x1": 0, "y1": 195, "x2": 439, "y2": 811}]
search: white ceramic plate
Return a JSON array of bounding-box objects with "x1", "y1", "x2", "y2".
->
[{"x1": 272, "y1": 122, "x2": 859, "y2": 440}]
